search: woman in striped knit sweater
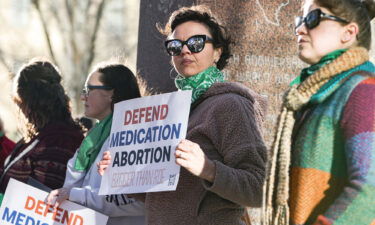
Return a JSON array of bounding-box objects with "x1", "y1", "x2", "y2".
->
[{"x1": 263, "y1": 0, "x2": 375, "y2": 224}]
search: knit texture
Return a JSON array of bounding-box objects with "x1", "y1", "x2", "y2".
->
[
  {"x1": 0, "y1": 122, "x2": 83, "y2": 193},
  {"x1": 290, "y1": 72, "x2": 375, "y2": 225},
  {"x1": 262, "y1": 47, "x2": 372, "y2": 225}
]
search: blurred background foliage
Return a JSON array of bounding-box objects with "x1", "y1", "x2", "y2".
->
[{"x1": 0, "y1": 0, "x2": 140, "y2": 140}]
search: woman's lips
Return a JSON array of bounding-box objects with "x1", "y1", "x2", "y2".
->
[
  {"x1": 297, "y1": 36, "x2": 308, "y2": 44},
  {"x1": 181, "y1": 59, "x2": 193, "y2": 65}
]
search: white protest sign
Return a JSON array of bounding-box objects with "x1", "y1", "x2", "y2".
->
[
  {"x1": 0, "y1": 178, "x2": 108, "y2": 225},
  {"x1": 99, "y1": 90, "x2": 191, "y2": 195}
]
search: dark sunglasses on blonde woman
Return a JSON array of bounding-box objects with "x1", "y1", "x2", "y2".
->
[
  {"x1": 295, "y1": 8, "x2": 349, "y2": 31},
  {"x1": 165, "y1": 35, "x2": 213, "y2": 56}
]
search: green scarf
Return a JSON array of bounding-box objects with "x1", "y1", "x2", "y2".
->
[
  {"x1": 290, "y1": 49, "x2": 347, "y2": 86},
  {"x1": 175, "y1": 66, "x2": 225, "y2": 103},
  {"x1": 0, "y1": 193, "x2": 3, "y2": 207},
  {"x1": 0, "y1": 131, "x2": 4, "y2": 138},
  {"x1": 74, "y1": 114, "x2": 112, "y2": 171}
]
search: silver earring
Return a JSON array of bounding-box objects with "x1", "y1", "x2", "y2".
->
[{"x1": 169, "y1": 67, "x2": 178, "y2": 79}]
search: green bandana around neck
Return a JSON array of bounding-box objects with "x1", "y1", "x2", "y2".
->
[
  {"x1": 175, "y1": 66, "x2": 225, "y2": 103},
  {"x1": 0, "y1": 131, "x2": 3, "y2": 138},
  {"x1": 74, "y1": 114, "x2": 113, "y2": 171},
  {"x1": 290, "y1": 49, "x2": 347, "y2": 86}
]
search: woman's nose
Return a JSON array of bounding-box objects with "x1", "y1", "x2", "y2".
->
[
  {"x1": 295, "y1": 22, "x2": 307, "y2": 36},
  {"x1": 80, "y1": 93, "x2": 87, "y2": 101},
  {"x1": 180, "y1": 44, "x2": 191, "y2": 55}
]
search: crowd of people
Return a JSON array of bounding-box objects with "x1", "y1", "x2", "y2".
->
[{"x1": 0, "y1": 0, "x2": 374, "y2": 224}]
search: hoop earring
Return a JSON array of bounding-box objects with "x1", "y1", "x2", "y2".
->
[{"x1": 169, "y1": 67, "x2": 178, "y2": 79}]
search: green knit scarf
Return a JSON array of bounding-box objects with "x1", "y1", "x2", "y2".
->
[
  {"x1": 290, "y1": 49, "x2": 347, "y2": 86},
  {"x1": 175, "y1": 66, "x2": 225, "y2": 103},
  {"x1": 74, "y1": 114, "x2": 112, "y2": 171}
]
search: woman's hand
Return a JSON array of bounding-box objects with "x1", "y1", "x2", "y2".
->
[
  {"x1": 46, "y1": 187, "x2": 70, "y2": 208},
  {"x1": 175, "y1": 139, "x2": 216, "y2": 182},
  {"x1": 97, "y1": 151, "x2": 111, "y2": 176}
]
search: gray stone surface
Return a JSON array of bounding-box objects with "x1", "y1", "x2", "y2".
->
[
  {"x1": 137, "y1": 0, "x2": 306, "y2": 145},
  {"x1": 197, "y1": 0, "x2": 306, "y2": 147}
]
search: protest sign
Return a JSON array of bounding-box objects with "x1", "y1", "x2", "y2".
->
[
  {"x1": 99, "y1": 90, "x2": 191, "y2": 195},
  {"x1": 0, "y1": 178, "x2": 108, "y2": 225}
]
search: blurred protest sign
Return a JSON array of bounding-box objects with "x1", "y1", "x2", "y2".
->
[{"x1": 0, "y1": 178, "x2": 108, "y2": 225}]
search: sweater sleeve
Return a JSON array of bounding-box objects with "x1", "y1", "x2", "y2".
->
[
  {"x1": 324, "y1": 78, "x2": 375, "y2": 224},
  {"x1": 63, "y1": 151, "x2": 86, "y2": 189},
  {"x1": 200, "y1": 93, "x2": 267, "y2": 207},
  {"x1": 67, "y1": 138, "x2": 145, "y2": 217},
  {"x1": 69, "y1": 186, "x2": 145, "y2": 217}
]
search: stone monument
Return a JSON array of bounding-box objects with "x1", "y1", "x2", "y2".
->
[{"x1": 137, "y1": 0, "x2": 306, "y2": 145}]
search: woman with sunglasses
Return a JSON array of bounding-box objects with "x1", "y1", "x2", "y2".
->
[
  {"x1": 263, "y1": 0, "x2": 375, "y2": 224},
  {"x1": 0, "y1": 59, "x2": 84, "y2": 203},
  {"x1": 98, "y1": 5, "x2": 267, "y2": 225},
  {"x1": 47, "y1": 63, "x2": 146, "y2": 225}
]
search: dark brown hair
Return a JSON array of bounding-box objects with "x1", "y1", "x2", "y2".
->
[
  {"x1": 14, "y1": 59, "x2": 80, "y2": 139},
  {"x1": 93, "y1": 63, "x2": 141, "y2": 110},
  {"x1": 313, "y1": 0, "x2": 375, "y2": 50},
  {"x1": 160, "y1": 5, "x2": 232, "y2": 70}
]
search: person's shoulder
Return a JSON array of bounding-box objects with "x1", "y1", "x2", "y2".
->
[
  {"x1": 36, "y1": 123, "x2": 83, "y2": 149},
  {"x1": 204, "y1": 82, "x2": 267, "y2": 117},
  {"x1": 343, "y1": 76, "x2": 375, "y2": 114},
  {"x1": 350, "y1": 76, "x2": 375, "y2": 97},
  {"x1": 204, "y1": 82, "x2": 262, "y2": 103},
  {"x1": 41, "y1": 122, "x2": 83, "y2": 137}
]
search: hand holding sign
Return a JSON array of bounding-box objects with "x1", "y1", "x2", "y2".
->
[
  {"x1": 175, "y1": 139, "x2": 216, "y2": 182},
  {"x1": 46, "y1": 187, "x2": 71, "y2": 209},
  {"x1": 0, "y1": 179, "x2": 108, "y2": 225},
  {"x1": 99, "y1": 90, "x2": 191, "y2": 195},
  {"x1": 97, "y1": 151, "x2": 111, "y2": 176}
]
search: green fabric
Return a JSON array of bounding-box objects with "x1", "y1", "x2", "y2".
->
[
  {"x1": 175, "y1": 66, "x2": 225, "y2": 103},
  {"x1": 74, "y1": 114, "x2": 112, "y2": 171},
  {"x1": 309, "y1": 62, "x2": 370, "y2": 104},
  {"x1": 291, "y1": 62, "x2": 375, "y2": 224},
  {"x1": 0, "y1": 131, "x2": 3, "y2": 138},
  {"x1": 290, "y1": 49, "x2": 347, "y2": 86}
]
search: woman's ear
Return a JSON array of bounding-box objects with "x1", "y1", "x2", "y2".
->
[
  {"x1": 214, "y1": 48, "x2": 222, "y2": 64},
  {"x1": 107, "y1": 90, "x2": 114, "y2": 102},
  {"x1": 341, "y1": 22, "x2": 359, "y2": 45}
]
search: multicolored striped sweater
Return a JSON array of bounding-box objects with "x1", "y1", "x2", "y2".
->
[{"x1": 290, "y1": 61, "x2": 375, "y2": 225}]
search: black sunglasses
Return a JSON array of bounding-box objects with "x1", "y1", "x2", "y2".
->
[
  {"x1": 164, "y1": 35, "x2": 213, "y2": 56},
  {"x1": 81, "y1": 85, "x2": 113, "y2": 97},
  {"x1": 295, "y1": 8, "x2": 349, "y2": 30}
]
